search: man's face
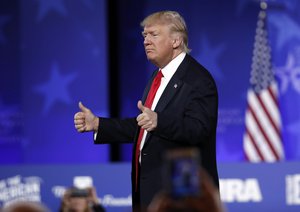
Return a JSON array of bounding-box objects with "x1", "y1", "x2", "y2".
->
[{"x1": 142, "y1": 23, "x2": 175, "y2": 68}]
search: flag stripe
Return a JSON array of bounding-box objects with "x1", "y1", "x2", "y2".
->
[
  {"x1": 248, "y1": 101, "x2": 280, "y2": 161},
  {"x1": 261, "y1": 84, "x2": 281, "y2": 129},
  {"x1": 255, "y1": 92, "x2": 284, "y2": 158},
  {"x1": 268, "y1": 83, "x2": 279, "y2": 106},
  {"x1": 244, "y1": 129, "x2": 264, "y2": 162},
  {"x1": 259, "y1": 91, "x2": 280, "y2": 134},
  {"x1": 245, "y1": 106, "x2": 276, "y2": 161}
]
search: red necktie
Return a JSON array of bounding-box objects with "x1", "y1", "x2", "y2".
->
[{"x1": 135, "y1": 70, "x2": 163, "y2": 190}]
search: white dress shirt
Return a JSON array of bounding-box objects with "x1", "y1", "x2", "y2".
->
[{"x1": 139, "y1": 52, "x2": 186, "y2": 158}]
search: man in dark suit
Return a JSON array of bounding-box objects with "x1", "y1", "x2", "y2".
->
[{"x1": 74, "y1": 10, "x2": 219, "y2": 211}]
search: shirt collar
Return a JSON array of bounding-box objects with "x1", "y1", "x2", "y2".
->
[{"x1": 161, "y1": 52, "x2": 186, "y2": 81}]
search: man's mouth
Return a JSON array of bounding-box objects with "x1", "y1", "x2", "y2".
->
[{"x1": 145, "y1": 49, "x2": 154, "y2": 53}]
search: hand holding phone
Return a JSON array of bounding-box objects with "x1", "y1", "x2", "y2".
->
[{"x1": 163, "y1": 148, "x2": 201, "y2": 199}]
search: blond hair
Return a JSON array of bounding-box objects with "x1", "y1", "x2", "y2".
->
[{"x1": 141, "y1": 11, "x2": 191, "y2": 53}]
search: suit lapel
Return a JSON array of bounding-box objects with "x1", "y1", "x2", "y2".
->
[
  {"x1": 154, "y1": 77, "x2": 182, "y2": 112},
  {"x1": 155, "y1": 54, "x2": 191, "y2": 112}
]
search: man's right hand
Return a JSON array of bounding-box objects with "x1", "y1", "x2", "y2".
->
[{"x1": 74, "y1": 102, "x2": 99, "y2": 132}]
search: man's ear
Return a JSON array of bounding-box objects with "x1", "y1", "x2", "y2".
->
[{"x1": 172, "y1": 35, "x2": 182, "y2": 49}]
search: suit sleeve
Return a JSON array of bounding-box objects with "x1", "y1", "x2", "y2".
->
[
  {"x1": 153, "y1": 76, "x2": 218, "y2": 146},
  {"x1": 94, "y1": 117, "x2": 137, "y2": 144}
]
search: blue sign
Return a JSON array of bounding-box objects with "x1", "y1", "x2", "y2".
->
[{"x1": 1, "y1": 163, "x2": 300, "y2": 211}]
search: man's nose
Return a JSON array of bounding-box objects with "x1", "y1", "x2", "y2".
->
[{"x1": 144, "y1": 35, "x2": 151, "y2": 45}]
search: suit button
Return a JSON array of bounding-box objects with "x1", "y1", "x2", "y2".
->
[{"x1": 142, "y1": 153, "x2": 147, "y2": 156}]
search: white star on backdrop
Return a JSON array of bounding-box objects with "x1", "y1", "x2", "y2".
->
[
  {"x1": 35, "y1": 62, "x2": 77, "y2": 114},
  {"x1": 274, "y1": 53, "x2": 300, "y2": 94},
  {"x1": 194, "y1": 35, "x2": 226, "y2": 82}
]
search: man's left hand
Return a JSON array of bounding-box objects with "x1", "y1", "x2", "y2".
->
[{"x1": 136, "y1": 100, "x2": 157, "y2": 132}]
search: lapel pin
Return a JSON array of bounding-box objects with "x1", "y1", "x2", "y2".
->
[{"x1": 174, "y1": 84, "x2": 178, "y2": 88}]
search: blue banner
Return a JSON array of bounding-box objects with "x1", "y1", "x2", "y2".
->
[{"x1": 1, "y1": 163, "x2": 300, "y2": 211}]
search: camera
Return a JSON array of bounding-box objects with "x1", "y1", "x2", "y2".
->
[
  {"x1": 70, "y1": 187, "x2": 89, "y2": 198},
  {"x1": 162, "y1": 148, "x2": 201, "y2": 199}
]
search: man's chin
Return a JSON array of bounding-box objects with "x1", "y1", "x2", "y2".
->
[
  {"x1": 145, "y1": 54, "x2": 159, "y2": 65},
  {"x1": 146, "y1": 54, "x2": 154, "y2": 61},
  {"x1": 147, "y1": 57, "x2": 155, "y2": 63}
]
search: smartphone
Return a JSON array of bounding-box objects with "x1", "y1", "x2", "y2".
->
[
  {"x1": 70, "y1": 187, "x2": 89, "y2": 198},
  {"x1": 163, "y1": 148, "x2": 201, "y2": 199}
]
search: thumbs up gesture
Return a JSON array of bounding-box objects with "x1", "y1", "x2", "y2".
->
[
  {"x1": 74, "y1": 102, "x2": 99, "y2": 132},
  {"x1": 136, "y1": 100, "x2": 158, "y2": 132}
]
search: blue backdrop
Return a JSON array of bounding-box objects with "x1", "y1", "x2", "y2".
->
[
  {"x1": 0, "y1": 0, "x2": 109, "y2": 164},
  {"x1": 1, "y1": 0, "x2": 300, "y2": 163}
]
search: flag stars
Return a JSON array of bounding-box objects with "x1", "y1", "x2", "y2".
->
[{"x1": 250, "y1": 12, "x2": 274, "y2": 93}]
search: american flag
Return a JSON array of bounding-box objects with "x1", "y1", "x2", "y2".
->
[{"x1": 243, "y1": 2, "x2": 285, "y2": 162}]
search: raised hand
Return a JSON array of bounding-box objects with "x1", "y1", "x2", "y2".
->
[
  {"x1": 136, "y1": 100, "x2": 157, "y2": 132},
  {"x1": 74, "y1": 102, "x2": 99, "y2": 132}
]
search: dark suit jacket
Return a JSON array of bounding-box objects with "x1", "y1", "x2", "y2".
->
[{"x1": 95, "y1": 54, "x2": 219, "y2": 210}]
